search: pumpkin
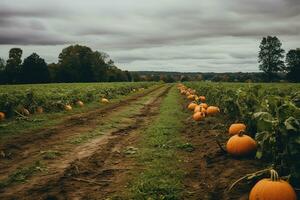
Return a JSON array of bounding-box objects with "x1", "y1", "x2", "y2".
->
[
  {"x1": 76, "y1": 100, "x2": 84, "y2": 107},
  {"x1": 64, "y1": 104, "x2": 72, "y2": 111},
  {"x1": 0, "y1": 112, "x2": 5, "y2": 121},
  {"x1": 193, "y1": 111, "x2": 205, "y2": 121},
  {"x1": 229, "y1": 123, "x2": 246, "y2": 135},
  {"x1": 36, "y1": 106, "x2": 44, "y2": 114},
  {"x1": 226, "y1": 131, "x2": 257, "y2": 156},
  {"x1": 200, "y1": 103, "x2": 208, "y2": 109},
  {"x1": 187, "y1": 94, "x2": 195, "y2": 100},
  {"x1": 188, "y1": 102, "x2": 197, "y2": 111},
  {"x1": 249, "y1": 169, "x2": 297, "y2": 200},
  {"x1": 101, "y1": 98, "x2": 109, "y2": 103},
  {"x1": 21, "y1": 108, "x2": 30, "y2": 116},
  {"x1": 206, "y1": 106, "x2": 220, "y2": 115},
  {"x1": 194, "y1": 105, "x2": 206, "y2": 114},
  {"x1": 199, "y1": 96, "x2": 206, "y2": 102}
]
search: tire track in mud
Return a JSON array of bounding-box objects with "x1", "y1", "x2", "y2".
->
[
  {"x1": 0, "y1": 85, "x2": 163, "y2": 182},
  {"x1": 0, "y1": 85, "x2": 171, "y2": 200}
]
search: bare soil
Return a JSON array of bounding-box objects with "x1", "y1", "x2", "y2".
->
[
  {"x1": 0, "y1": 85, "x2": 170, "y2": 200},
  {"x1": 180, "y1": 102, "x2": 265, "y2": 200}
]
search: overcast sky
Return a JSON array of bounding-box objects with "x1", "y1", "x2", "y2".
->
[{"x1": 0, "y1": 0, "x2": 299, "y2": 72}]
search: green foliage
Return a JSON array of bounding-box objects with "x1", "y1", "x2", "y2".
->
[
  {"x1": 286, "y1": 48, "x2": 300, "y2": 82},
  {"x1": 185, "y1": 82, "x2": 300, "y2": 185},
  {"x1": 0, "y1": 82, "x2": 155, "y2": 117}
]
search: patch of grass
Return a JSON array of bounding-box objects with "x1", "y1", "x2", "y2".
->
[
  {"x1": 177, "y1": 142, "x2": 195, "y2": 152},
  {"x1": 126, "y1": 86, "x2": 189, "y2": 200},
  {"x1": 40, "y1": 150, "x2": 62, "y2": 159},
  {"x1": 68, "y1": 88, "x2": 162, "y2": 145},
  {"x1": 0, "y1": 161, "x2": 46, "y2": 189}
]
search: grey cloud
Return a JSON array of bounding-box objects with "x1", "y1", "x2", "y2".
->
[{"x1": 0, "y1": 0, "x2": 300, "y2": 72}]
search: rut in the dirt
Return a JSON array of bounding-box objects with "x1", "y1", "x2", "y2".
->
[{"x1": 0, "y1": 85, "x2": 171, "y2": 200}]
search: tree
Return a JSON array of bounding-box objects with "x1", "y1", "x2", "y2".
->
[
  {"x1": 5, "y1": 48, "x2": 23, "y2": 83},
  {"x1": 58, "y1": 45, "x2": 94, "y2": 82},
  {"x1": 20, "y1": 53, "x2": 50, "y2": 83},
  {"x1": 286, "y1": 48, "x2": 300, "y2": 82},
  {"x1": 258, "y1": 36, "x2": 285, "y2": 81}
]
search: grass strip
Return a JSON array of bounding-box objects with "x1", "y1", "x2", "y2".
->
[{"x1": 128, "y1": 85, "x2": 188, "y2": 200}]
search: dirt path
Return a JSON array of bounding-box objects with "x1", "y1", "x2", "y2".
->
[
  {"x1": 180, "y1": 102, "x2": 265, "y2": 200},
  {"x1": 0, "y1": 85, "x2": 170, "y2": 199}
]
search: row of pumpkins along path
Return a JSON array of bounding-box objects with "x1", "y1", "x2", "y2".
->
[
  {"x1": 0, "y1": 98, "x2": 110, "y2": 121},
  {"x1": 177, "y1": 83, "x2": 297, "y2": 200}
]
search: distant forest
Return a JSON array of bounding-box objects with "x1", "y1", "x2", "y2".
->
[{"x1": 0, "y1": 36, "x2": 299, "y2": 84}]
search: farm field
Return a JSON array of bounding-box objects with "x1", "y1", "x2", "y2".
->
[{"x1": 0, "y1": 82, "x2": 299, "y2": 199}]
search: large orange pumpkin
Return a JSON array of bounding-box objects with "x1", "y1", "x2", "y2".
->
[
  {"x1": 226, "y1": 132, "x2": 257, "y2": 156},
  {"x1": 206, "y1": 106, "x2": 220, "y2": 116},
  {"x1": 229, "y1": 123, "x2": 246, "y2": 135},
  {"x1": 188, "y1": 102, "x2": 197, "y2": 111},
  {"x1": 0, "y1": 112, "x2": 5, "y2": 121},
  {"x1": 199, "y1": 103, "x2": 208, "y2": 109},
  {"x1": 193, "y1": 111, "x2": 205, "y2": 121},
  {"x1": 249, "y1": 169, "x2": 297, "y2": 200},
  {"x1": 194, "y1": 105, "x2": 206, "y2": 113}
]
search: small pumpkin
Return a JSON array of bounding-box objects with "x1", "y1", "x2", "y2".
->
[
  {"x1": 21, "y1": 108, "x2": 30, "y2": 116},
  {"x1": 76, "y1": 100, "x2": 84, "y2": 107},
  {"x1": 226, "y1": 131, "x2": 257, "y2": 156},
  {"x1": 187, "y1": 94, "x2": 195, "y2": 100},
  {"x1": 0, "y1": 112, "x2": 5, "y2": 121},
  {"x1": 193, "y1": 111, "x2": 205, "y2": 121},
  {"x1": 64, "y1": 104, "x2": 72, "y2": 111},
  {"x1": 194, "y1": 105, "x2": 206, "y2": 113},
  {"x1": 229, "y1": 123, "x2": 246, "y2": 135},
  {"x1": 249, "y1": 169, "x2": 297, "y2": 200},
  {"x1": 200, "y1": 103, "x2": 208, "y2": 109},
  {"x1": 36, "y1": 106, "x2": 44, "y2": 114},
  {"x1": 188, "y1": 102, "x2": 197, "y2": 111},
  {"x1": 206, "y1": 106, "x2": 220, "y2": 116},
  {"x1": 101, "y1": 98, "x2": 109, "y2": 104},
  {"x1": 199, "y1": 96, "x2": 206, "y2": 102}
]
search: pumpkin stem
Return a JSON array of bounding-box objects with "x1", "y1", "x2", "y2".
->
[
  {"x1": 270, "y1": 169, "x2": 279, "y2": 181},
  {"x1": 238, "y1": 130, "x2": 245, "y2": 137}
]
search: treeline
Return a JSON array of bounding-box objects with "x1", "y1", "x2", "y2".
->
[{"x1": 0, "y1": 45, "x2": 132, "y2": 84}]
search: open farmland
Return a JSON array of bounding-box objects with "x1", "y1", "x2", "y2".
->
[{"x1": 0, "y1": 82, "x2": 299, "y2": 199}]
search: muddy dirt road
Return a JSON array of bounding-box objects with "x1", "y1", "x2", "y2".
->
[{"x1": 0, "y1": 85, "x2": 170, "y2": 199}]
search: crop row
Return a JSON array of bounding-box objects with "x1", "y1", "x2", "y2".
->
[
  {"x1": 184, "y1": 82, "x2": 300, "y2": 186},
  {"x1": 0, "y1": 82, "x2": 157, "y2": 118}
]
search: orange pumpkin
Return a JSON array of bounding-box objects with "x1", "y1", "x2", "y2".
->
[
  {"x1": 229, "y1": 123, "x2": 246, "y2": 135},
  {"x1": 36, "y1": 106, "x2": 44, "y2": 114},
  {"x1": 200, "y1": 103, "x2": 208, "y2": 109},
  {"x1": 199, "y1": 96, "x2": 206, "y2": 102},
  {"x1": 188, "y1": 102, "x2": 197, "y2": 111},
  {"x1": 206, "y1": 106, "x2": 220, "y2": 116},
  {"x1": 101, "y1": 98, "x2": 109, "y2": 103},
  {"x1": 0, "y1": 112, "x2": 5, "y2": 121},
  {"x1": 64, "y1": 104, "x2": 72, "y2": 111},
  {"x1": 76, "y1": 100, "x2": 84, "y2": 107},
  {"x1": 249, "y1": 169, "x2": 297, "y2": 200},
  {"x1": 226, "y1": 132, "x2": 257, "y2": 156},
  {"x1": 21, "y1": 108, "x2": 30, "y2": 116},
  {"x1": 194, "y1": 105, "x2": 206, "y2": 113},
  {"x1": 193, "y1": 111, "x2": 205, "y2": 121},
  {"x1": 187, "y1": 94, "x2": 195, "y2": 100}
]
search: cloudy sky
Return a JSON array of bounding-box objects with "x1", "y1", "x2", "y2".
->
[{"x1": 0, "y1": 0, "x2": 299, "y2": 72}]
